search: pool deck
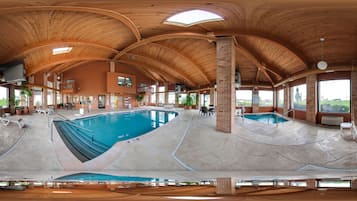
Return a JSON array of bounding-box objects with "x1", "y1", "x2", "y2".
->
[{"x1": 0, "y1": 107, "x2": 357, "y2": 181}]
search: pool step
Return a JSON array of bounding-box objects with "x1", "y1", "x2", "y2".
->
[{"x1": 54, "y1": 121, "x2": 110, "y2": 162}]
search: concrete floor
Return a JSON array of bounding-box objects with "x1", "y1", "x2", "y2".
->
[{"x1": 0, "y1": 107, "x2": 357, "y2": 181}]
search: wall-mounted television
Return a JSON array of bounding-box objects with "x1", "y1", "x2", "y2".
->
[{"x1": 0, "y1": 61, "x2": 26, "y2": 83}]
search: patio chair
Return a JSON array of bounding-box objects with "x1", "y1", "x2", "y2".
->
[
  {"x1": 1, "y1": 117, "x2": 25, "y2": 128},
  {"x1": 200, "y1": 106, "x2": 209, "y2": 116}
]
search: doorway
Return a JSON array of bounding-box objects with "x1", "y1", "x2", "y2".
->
[{"x1": 98, "y1": 95, "x2": 106, "y2": 109}]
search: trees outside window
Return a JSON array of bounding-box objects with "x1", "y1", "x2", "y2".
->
[{"x1": 319, "y1": 80, "x2": 350, "y2": 113}]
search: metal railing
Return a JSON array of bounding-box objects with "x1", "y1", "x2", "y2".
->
[{"x1": 48, "y1": 112, "x2": 94, "y2": 142}]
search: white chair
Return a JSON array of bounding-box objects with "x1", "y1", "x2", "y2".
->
[{"x1": 1, "y1": 117, "x2": 25, "y2": 128}]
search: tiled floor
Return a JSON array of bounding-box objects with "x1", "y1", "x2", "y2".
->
[{"x1": 0, "y1": 107, "x2": 356, "y2": 181}]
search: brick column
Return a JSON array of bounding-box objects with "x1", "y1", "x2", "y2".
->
[
  {"x1": 216, "y1": 178, "x2": 235, "y2": 195},
  {"x1": 216, "y1": 37, "x2": 236, "y2": 133},
  {"x1": 306, "y1": 179, "x2": 317, "y2": 189},
  {"x1": 28, "y1": 75, "x2": 35, "y2": 111},
  {"x1": 210, "y1": 88, "x2": 215, "y2": 106},
  {"x1": 351, "y1": 179, "x2": 357, "y2": 190},
  {"x1": 284, "y1": 84, "x2": 290, "y2": 115},
  {"x1": 9, "y1": 85, "x2": 15, "y2": 114},
  {"x1": 252, "y1": 89, "x2": 259, "y2": 113},
  {"x1": 351, "y1": 72, "x2": 357, "y2": 123},
  {"x1": 306, "y1": 74, "x2": 317, "y2": 123}
]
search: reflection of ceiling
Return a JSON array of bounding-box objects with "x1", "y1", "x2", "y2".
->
[{"x1": 0, "y1": 0, "x2": 356, "y2": 88}]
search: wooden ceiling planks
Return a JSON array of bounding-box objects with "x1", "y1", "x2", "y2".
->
[{"x1": 0, "y1": 0, "x2": 355, "y2": 88}]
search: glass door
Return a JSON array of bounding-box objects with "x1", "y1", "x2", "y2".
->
[{"x1": 98, "y1": 95, "x2": 106, "y2": 109}]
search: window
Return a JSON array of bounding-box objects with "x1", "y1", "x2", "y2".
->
[
  {"x1": 56, "y1": 92, "x2": 62, "y2": 104},
  {"x1": 150, "y1": 85, "x2": 156, "y2": 104},
  {"x1": 258, "y1": 90, "x2": 273, "y2": 106},
  {"x1": 318, "y1": 180, "x2": 351, "y2": 188},
  {"x1": 200, "y1": 94, "x2": 210, "y2": 107},
  {"x1": 319, "y1": 80, "x2": 350, "y2": 113},
  {"x1": 158, "y1": 86, "x2": 165, "y2": 104},
  {"x1": 15, "y1": 89, "x2": 21, "y2": 106},
  {"x1": 118, "y1": 76, "x2": 125, "y2": 86},
  {"x1": 190, "y1": 93, "x2": 197, "y2": 106},
  {"x1": 47, "y1": 89, "x2": 54, "y2": 105},
  {"x1": 291, "y1": 84, "x2": 306, "y2": 110},
  {"x1": 168, "y1": 92, "x2": 176, "y2": 104},
  {"x1": 125, "y1": 77, "x2": 132, "y2": 87},
  {"x1": 278, "y1": 89, "x2": 284, "y2": 108},
  {"x1": 236, "y1": 90, "x2": 252, "y2": 107},
  {"x1": 178, "y1": 94, "x2": 187, "y2": 105},
  {"x1": 0, "y1": 86, "x2": 9, "y2": 108},
  {"x1": 164, "y1": 9, "x2": 223, "y2": 27}
]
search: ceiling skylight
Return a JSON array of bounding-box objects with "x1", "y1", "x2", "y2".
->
[
  {"x1": 164, "y1": 9, "x2": 223, "y2": 27},
  {"x1": 52, "y1": 47, "x2": 73, "y2": 55}
]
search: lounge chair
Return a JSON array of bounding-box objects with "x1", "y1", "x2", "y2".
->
[
  {"x1": 200, "y1": 106, "x2": 209, "y2": 116},
  {"x1": 1, "y1": 117, "x2": 25, "y2": 128}
]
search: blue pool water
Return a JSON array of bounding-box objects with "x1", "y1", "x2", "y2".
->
[
  {"x1": 244, "y1": 113, "x2": 288, "y2": 124},
  {"x1": 56, "y1": 173, "x2": 157, "y2": 182},
  {"x1": 54, "y1": 110, "x2": 177, "y2": 161}
]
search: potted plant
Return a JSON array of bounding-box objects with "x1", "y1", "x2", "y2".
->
[
  {"x1": 15, "y1": 100, "x2": 23, "y2": 115},
  {"x1": 136, "y1": 94, "x2": 144, "y2": 106},
  {"x1": 184, "y1": 96, "x2": 193, "y2": 110},
  {"x1": 20, "y1": 85, "x2": 32, "y2": 114}
]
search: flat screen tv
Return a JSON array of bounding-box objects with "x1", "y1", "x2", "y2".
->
[{"x1": 1, "y1": 62, "x2": 26, "y2": 83}]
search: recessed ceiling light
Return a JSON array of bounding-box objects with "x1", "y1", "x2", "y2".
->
[
  {"x1": 52, "y1": 47, "x2": 73, "y2": 55},
  {"x1": 164, "y1": 9, "x2": 223, "y2": 27}
]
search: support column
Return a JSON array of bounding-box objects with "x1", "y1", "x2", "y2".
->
[
  {"x1": 28, "y1": 75, "x2": 35, "y2": 111},
  {"x1": 306, "y1": 179, "x2": 317, "y2": 189},
  {"x1": 252, "y1": 89, "x2": 259, "y2": 113},
  {"x1": 216, "y1": 178, "x2": 235, "y2": 195},
  {"x1": 9, "y1": 85, "x2": 15, "y2": 114},
  {"x1": 283, "y1": 84, "x2": 290, "y2": 115},
  {"x1": 306, "y1": 74, "x2": 317, "y2": 123},
  {"x1": 210, "y1": 88, "x2": 215, "y2": 106},
  {"x1": 155, "y1": 83, "x2": 159, "y2": 106},
  {"x1": 42, "y1": 73, "x2": 48, "y2": 107},
  {"x1": 351, "y1": 179, "x2": 357, "y2": 190},
  {"x1": 109, "y1": 61, "x2": 115, "y2": 109},
  {"x1": 53, "y1": 73, "x2": 57, "y2": 107},
  {"x1": 351, "y1": 72, "x2": 357, "y2": 123},
  {"x1": 216, "y1": 37, "x2": 236, "y2": 133},
  {"x1": 164, "y1": 82, "x2": 169, "y2": 105}
]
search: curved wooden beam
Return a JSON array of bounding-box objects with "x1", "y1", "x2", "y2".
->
[
  {"x1": 0, "y1": 6, "x2": 141, "y2": 41},
  {"x1": 124, "y1": 53, "x2": 196, "y2": 87},
  {"x1": 149, "y1": 42, "x2": 211, "y2": 84},
  {"x1": 117, "y1": 60, "x2": 167, "y2": 82},
  {"x1": 1, "y1": 40, "x2": 118, "y2": 64},
  {"x1": 274, "y1": 65, "x2": 354, "y2": 87},
  {"x1": 27, "y1": 56, "x2": 109, "y2": 75},
  {"x1": 112, "y1": 32, "x2": 216, "y2": 60},
  {"x1": 57, "y1": 61, "x2": 92, "y2": 74},
  {"x1": 236, "y1": 43, "x2": 283, "y2": 85},
  {"x1": 214, "y1": 30, "x2": 309, "y2": 68}
]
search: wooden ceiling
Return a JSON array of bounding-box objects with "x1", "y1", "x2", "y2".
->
[{"x1": 0, "y1": 0, "x2": 356, "y2": 88}]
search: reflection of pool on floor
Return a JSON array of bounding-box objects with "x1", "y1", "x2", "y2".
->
[
  {"x1": 244, "y1": 113, "x2": 288, "y2": 124},
  {"x1": 56, "y1": 172, "x2": 157, "y2": 182},
  {"x1": 54, "y1": 110, "x2": 178, "y2": 162}
]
